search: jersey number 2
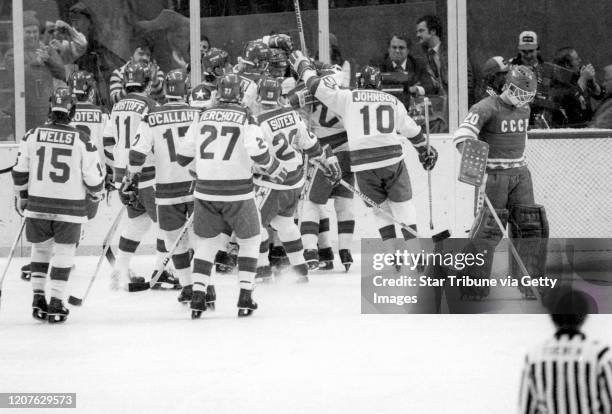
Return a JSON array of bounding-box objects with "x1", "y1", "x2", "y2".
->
[{"x1": 36, "y1": 147, "x2": 71, "y2": 183}]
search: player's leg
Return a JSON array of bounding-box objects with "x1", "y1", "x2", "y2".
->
[
  {"x1": 317, "y1": 212, "x2": 334, "y2": 270},
  {"x1": 333, "y1": 152, "x2": 355, "y2": 270},
  {"x1": 301, "y1": 167, "x2": 333, "y2": 269},
  {"x1": 113, "y1": 208, "x2": 152, "y2": 288},
  {"x1": 47, "y1": 221, "x2": 81, "y2": 323},
  {"x1": 25, "y1": 218, "x2": 53, "y2": 321},
  {"x1": 227, "y1": 199, "x2": 261, "y2": 317},
  {"x1": 159, "y1": 202, "x2": 194, "y2": 302}
]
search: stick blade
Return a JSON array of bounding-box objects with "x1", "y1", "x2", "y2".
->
[
  {"x1": 432, "y1": 229, "x2": 451, "y2": 243},
  {"x1": 67, "y1": 295, "x2": 82, "y2": 306},
  {"x1": 128, "y1": 281, "x2": 151, "y2": 292}
]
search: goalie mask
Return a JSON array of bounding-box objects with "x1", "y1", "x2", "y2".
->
[
  {"x1": 49, "y1": 87, "x2": 76, "y2": 119},
  {"x1": 257, "y1": 76, "x2": 283, "y2": 106},
  {"x1": 69, "y1": 70, "x2": 96, "y2": 100},
  {"x1": 217, "y1": 74, "x2": 243, "y2": 103},
  {"x1": 356, "y1": 65, "x2": 382, "y2": 90},
  {"x1": 189, "y1": 83, "x2": 215, "y2": 109},
  {"x1": 201, "y1": 47, "x2": 229, "y2": 83},
  {"x1": 164, "y1": 69, "x2": 190, "y2": 100},
  {"x1": 502, "y1": 65, "x2": 537, "y2": 107},
  {"x1": 242, "y1": 41, "x2": 271, "y2": 73},
  {"x1": 124, "y1": 61, "x2": 151, "y2": 89}
]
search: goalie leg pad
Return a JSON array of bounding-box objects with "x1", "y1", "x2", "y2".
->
[
  {"x1": 469, "y1": 207, "x2": 509, "y2": 246},
  {"x1": 509, "y1": 204, "x2": 549, "y2": 238},
  {"x1": 509, "y1": 204, "x2": 550, "y2": 282}
]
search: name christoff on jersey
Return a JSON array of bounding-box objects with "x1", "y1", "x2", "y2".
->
[
  {"x1": 352, "y1": 90, "x2": 395, "y2": 103},
  {"x1": 37, "y1": 129, "x2": 75, "y2": 145}
]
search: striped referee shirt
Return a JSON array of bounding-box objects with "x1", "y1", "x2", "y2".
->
[{"x1": 519, "y1": 329, "x2": 612, "y2": 414}]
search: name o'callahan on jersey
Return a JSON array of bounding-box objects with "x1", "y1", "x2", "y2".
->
[
  {"x1": 72, "y1": 110, "x2": 102, "y2": 123},
  {"x1": 352, "y1": 90, "x2": 396, "y2": 103},
  {"x1": 268, "y1": 113, "x2": 297, "y2": 132},
  {"x1": 148, "y1": 109, "x2": 198, "y2": 127},
  {"x1": 200, "y1": 109, "x2": 246, "y2": 124},
  {"x1": 37, "y1": 128, "x2": 76, "y2": 145}
]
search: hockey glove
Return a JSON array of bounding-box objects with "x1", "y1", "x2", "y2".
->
[
  {"x1": 316, "y1": 146, "x2": 342, "y2": 185},
  {"x1": 417, "y1": 146, "x2": 438, "y2": 171},
  {"x1": 265, "y1": 157, "x2": 288, "y2": 184},
  {"x1": 118, "y1": 173, "x2": 140, "y2": 207},
  {"x1": 267, "y1": 34, "x2": 293, "y2": 51},
  {"x1": 14, "y1": 190, "x2": 27, "y2": 217},
  {"x1": 289, "y1": 51, "x2": 315, "y2": 80}
]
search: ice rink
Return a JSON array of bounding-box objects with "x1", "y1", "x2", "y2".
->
[{"x1": 1, "y1": 253, "x2": 612, "y2": 414}]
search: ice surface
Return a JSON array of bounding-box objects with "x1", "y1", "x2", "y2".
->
[{"x1": 1, "y1": 254, "x2": 611, "y2": 414}]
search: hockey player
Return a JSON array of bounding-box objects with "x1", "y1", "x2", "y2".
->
[
  {"x1": 12, "y1": 87, "x2": 104, "y2": 323},
  {"x1": 453, "y1": 65, "x2": 548, "y2": 300},
  {"x1": 289, "y1": 54, "x2": 438, "y2": 245},
  {"x1": 104, "y1": 61, "x2": 178, "y2": 289},
  {"x1": 177, "y1": 73, "x2": 287, "y2": 318},
  {"x1": 128, "y1": 69, "x2": 200, "y2": 303},
  {"x1": 287, "y1": 65, "x2": 355, "y2": 271},
  {"x1": 201, "y1": 47, "x2": 230, "y2": 86},
  {"x1": 254, "y1": 76, "x2": 340, "y2": 282}
]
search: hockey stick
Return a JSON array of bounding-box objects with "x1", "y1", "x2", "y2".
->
[
  {"x1": 0, "y1": 219, "x2": 26, "y2": 310},
  {"x1": 67, "y1": 207, "x2": 125, "y2": 306},
  {"x1": 482, "y1": 194, "x2": 542, "y2": 303},
  {"x1": 423, "y1": 97, "x2": 434, "y2": 230},
  {"x1": 292, "y1": 0, "x2": 308, "y2": 57},
  {"x1": 128, "y1": 213, "x2": 194, "y2": 292}
]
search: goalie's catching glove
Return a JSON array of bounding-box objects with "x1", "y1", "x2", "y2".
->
[
  {"x1": 266, "y1": 34, "x2": 293, "y2": 51},
  {"x1": 118, "y1": 172, "x2": 140, "y2": 207},
  {"x1": 417, "y1": 146, "x2": 438, "y2": 171}
]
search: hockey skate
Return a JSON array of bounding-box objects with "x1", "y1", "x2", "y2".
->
[
  {"x1": 21, "y1": 264, "x2": 31, "y2": 281},
  {"x1": 177, "y1": 284, "x2": 193, "y2": 304},
  {"x1": 317, "y1": 247, "x2": 334, "y2": 271},
  {"x1": 293, "y1": 263, "x2": 309, "y2": 283},
  {"x1": 255, "y1": 265, "x2": 273, "y2": 283},
  {"x1": 32, "y1": 294, "x2": 47, "y2": 321},
  {"x1": 151, "y1": 270, "x2": 181, "y2": 290},
  {"x1": 237, "y1": 288, "x2": 257, "y2": 317},
  {"x1": 303, "y1": 249, "x2": 319, "y2": 270},
  {"x1": 215, "y1": 250, "x2": 236, "y2": 274},
  {"x1": 190, "y1": 290, "x2": 207, "y2": 319},
  {"x1": 339, "y1": 249, "x2": 353, "y2": 272},
  {"x1": 206, "y1": 285, "x2": 216, "y2": 311},
  {"x1": 269, "y1": 245, "x2": 290, "y2": 273},
  {"x1": 518, "y1": 285, "x2": 537, "y2": 300},
  {"x1": 47, "y1": 297, "x2": 69, "y2": 323}
]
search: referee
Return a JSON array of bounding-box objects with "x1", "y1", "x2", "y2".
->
[{"x1": 518, "y1": 289, "x2": 612, "y2": 414}]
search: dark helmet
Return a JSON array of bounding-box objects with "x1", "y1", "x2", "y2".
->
[
  {"x1": 356, "y1": 65, "x2": 382, "y2": 90},
  {"x1": 124, "y1": 61, "x2": 151, "y2": 89},
  {"x1": 257, "y1": 76, "x2": 283, "y2": 105},
  {"x1": 164, "y1": 69, "x2": 190, "y2": 99},
  {"x1": 49, "y1": 87, "x2": 76, "y2": 119},
  {"x1": 68, "y1": 70, "x2": 96, "y2": 99},
  {"x1": 269, "y1": 48, "x2": 288, "y2": 78},
  {"x1": 242, "y1": 41, "x2": 271, "y2": 73},
  {"x1": 189, "y1": 83, "x2": 215, "y2": 109},
  {"x1": 201, "y1": 47, "x2": 229, "y2": 80},
  {"x1": 217, "y1": 74, "x2": 243, "y2": 103},
  {"x1": 503, "y1": 65, "x2": 537, "y2": 107}
]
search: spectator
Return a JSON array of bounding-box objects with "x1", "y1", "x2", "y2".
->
[
  {"x1": 474, "y1": 56, "x2": 509, "y2": 101},
  {"x1": 590, "y1": 64, "x2": 612, "y2": 128},
  {"x1": 200, "y1": 36, "x2": 211, "y2": 54},
  {"x1": 109, "y1": 38, "x2": 165, "y2": 104},
  {"x1": 549, "y1": 47, "x2": 604, "y2": 128},
  {"x1": 377, "y1": 33, "x2": 433, "y2": 108},
  {"x1": 69, "y1": 2, "x2": 124, "y2": 110},
  {"x1": 45, "y1": 19, "x2": 88, "y2": 80},
  {"x1": 4, "y1": 11, "x2": 65, "y2": 130},
  {"x1": 416, "y1": 14, "x2": 448, "y2": 132}
]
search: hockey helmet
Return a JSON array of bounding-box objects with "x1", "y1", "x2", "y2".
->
[
  {"x1": 165, "y1": 69, "x2": 190, "y2": 100},
  {"x1": 124, "y1": 61, "x2": 151, "y2": 88},
  {"x1": 242, "y1": 41, "x2": 271, "y2": 73},
  {"x1": 49, "y1": 87, "x2": 76, "y2": 117},
  {"x1": 217, "y1": 74, "x2": 243, "y2": 103},
  {"x1": 356, "y1": 65, "x2": 382, "y2": 90},
  {"x1": 269, "y1": 48, "x2": 288, "y2": 78},
  {"x1": 189, "y1": 83, "x2": 215, "y2": 109},
  {"x1": 201, "y1": 47, "x2": 229, "y2": 80},
  {"x1": 69, "y1": 70, "x2": 96, "y2": 99},
  {"x1": 257, "y1": 76, "x2": 283, "y2": 105},
  {"x1": 503, "y1": 65, "x2": 537, "y2": 107}
]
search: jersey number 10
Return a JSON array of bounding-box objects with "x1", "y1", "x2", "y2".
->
[{"x1": 359, "y1": 104, "x2": 394, "y2": 135}]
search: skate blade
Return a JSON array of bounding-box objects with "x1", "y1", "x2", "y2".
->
[
  {"x1": 318, "y1": 262, "x2": 334, "y2": 271},
  {"x1": 21, "y1": 273, "x2": 31, "y2": 281},
  {"x1": 306, "y1": 262, "x2": 319, "y2": 271},
  {"x1": 67, "y1": 295, "x2": 82, "y2": 306},
  {"x1": 47, "y1": 313, "x2": 67, "y2": 324},
  {"x1": 32, "y1": 308, "x2": 47, "y2": 321},
  {"x1": 205, "y1": 301, "x2": 216, "y2": 311},
  {"x1": 342, "y1": 263, "x2": 352, "y2": 272},
  {"x1": 191, "y1": 309, "x2": 205, "y2": 319},
  {"x1": 237, "y1": 308, "x2": 254, "y2": 317}
]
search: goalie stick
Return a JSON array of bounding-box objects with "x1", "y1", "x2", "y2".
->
[
  {"x1": 128, "y1": 213, "x2": 194, "y2": 292},
  {"x1": 292, "y1": 0, "x2": 308, "y2": 57},
  {"x1": 67, "y1": 207, "x2": 125, "y2": 306},
  {"x1": 0, "y1": 219, "x2": 26, "y2": 310}
]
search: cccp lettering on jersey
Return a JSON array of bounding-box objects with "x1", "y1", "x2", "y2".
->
[
  {"x1": 500, "y1": 118, "x2": 529, "y2": 133},
  {"x1": 352, "y1": 90, "x2": 394, "y2": 103},
  {"x1": 149, "y1": 110, "x2": 196, "y2": 127},
  {"x1": 269, "y1": 113, "x2": 296, "y2": 132},
  {"x1": 37, "y1": 129, "x2": 74, "y2": 145},
  {"x1": 200, "y1": 109, "x2": 246, "y2": 124},
  {"x1": 73, "y1": 110, "x2": 101, "y2": 123}
]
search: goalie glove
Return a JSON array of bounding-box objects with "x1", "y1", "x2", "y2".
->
[
  {"x1": 118, "y1": 172, "x2": 140, "y2": 207},
  {"x1": 417, "y1": 145, "x2": 438, "y2": 171},
  {"x1": 266, "y1": 34, "x2": 293, "y2": 51},
  {"x1": 289, "y1": 51, "x2": 315, "y2": 80}
]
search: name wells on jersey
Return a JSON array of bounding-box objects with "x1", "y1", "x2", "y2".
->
[
  {"x1": 148, "y1": 110, "x2": 197, "y2": 127},
  {"x1": 268, "y1": 113, "x2": 296, "y2": 132},
  {"x1": 37, "y1": 129, "x2": 75, "y2": 145},
  {"x1": 200, "y1": 109, "x2": 245, "y2": 124}
]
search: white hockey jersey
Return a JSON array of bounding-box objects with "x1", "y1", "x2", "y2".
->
[
  {"x1": 12, "y1": 123, "x2": 104, "y2": 223},
  {"x1": 71, "y1": 101, "x2": 109, "y2": 166},
  {"x1": 303, "y1": 73, "x2": 425, "y2": 172},
  {"x1": 129, "y1": 102, "x2": 200, "y2": 205},
  {"x1": 255, "y1": 106, "x2": 322, "y2": 190},
  {"x1": 177, "y1": 103, "x2": 272, "y2": 202},
  {"x1": 103, "y1": 93, "x2": 157, "y2": 188}
]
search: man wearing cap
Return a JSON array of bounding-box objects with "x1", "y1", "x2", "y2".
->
[
  {"x1": 475, "y1": 56, "x2": 509, "y2": 101},
  {"x1": 590, "y1": 64, "x2": 612, "y2": 128}
]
